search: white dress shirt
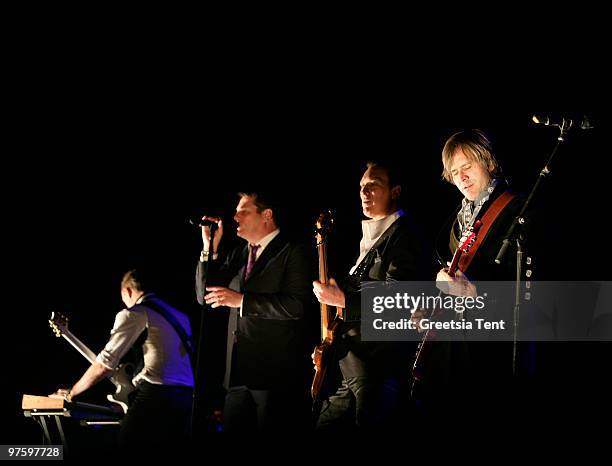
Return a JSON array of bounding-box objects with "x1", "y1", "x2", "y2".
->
[{"x1": 349, "y1": 210, "x2": 404, "y2": 275}]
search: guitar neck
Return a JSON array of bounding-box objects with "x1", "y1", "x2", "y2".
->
[
  {"x1": 318, "y1": 241, "x2": 335, "y2": 339},
  {"x1": 60, "y1": 330, "x2": 98, "y2": 364},
  {"x1": 447, "y1": 247, "x2": 462, "y2": 277}
]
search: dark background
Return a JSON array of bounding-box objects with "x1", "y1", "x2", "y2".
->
[{"x1": 3, "y1": 67, "x2": 610, "y2": 441}]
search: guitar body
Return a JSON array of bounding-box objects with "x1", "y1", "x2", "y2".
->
[
  {"x1": 311, "y1": 211, "x2": 343, "y2": 406},
  {"x1": 107, "y1": 362, "x2": 138, "y2": 413},
  {"x1": 312, "y1": 341, "x2": 333, "y2": 401},
  {"x1": 49, "y1": 311, "x2": 137, "y2": 413},
  {"x1": 311, "y1": 320, "x2": 341, "y2": 402}
]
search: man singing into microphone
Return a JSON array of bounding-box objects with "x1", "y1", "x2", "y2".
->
[{"x1": 195, "y1": 190, "x2": 313, "y2": 432}]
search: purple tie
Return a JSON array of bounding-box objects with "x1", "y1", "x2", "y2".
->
[{"x1": 245, "y1": 244, "x2": 260, "y2": 279}]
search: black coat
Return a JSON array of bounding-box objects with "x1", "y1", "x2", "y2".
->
[
  {"x1": 196, "y1": 233, "x2": 312, "y2": 390},
  {"x1": 421, "y1": 183, "x2": 532, "y2": 409},
  {"x1": 336, "y1": 215, "x2": 431, "y2": 379}
]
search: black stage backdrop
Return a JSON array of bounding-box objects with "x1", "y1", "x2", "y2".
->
[{"x1": 4, "y1": 93, "x2": 610, "y2": 443}]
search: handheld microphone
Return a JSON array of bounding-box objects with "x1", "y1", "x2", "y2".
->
[{"x1": 187, "y1": 217, "x2": 219, "y2": 227}]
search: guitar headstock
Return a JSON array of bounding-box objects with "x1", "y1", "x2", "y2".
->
[
  {"x1": 315, "y1": 210, "x2": 334, "y2": 245},
  {"x1": 458, "y1": 219, "x2": 483, "y2": 254},
  {"x1": 49, "y1": 312, "x2": 69, "y2": 338}
]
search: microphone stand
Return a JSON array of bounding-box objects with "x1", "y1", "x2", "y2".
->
[
  {"x1": 495, "y1": 119, "x2": 572, "y2": 376},
  {"x1": 191, "y1": 222, "x2": 217, "y2": 435}
]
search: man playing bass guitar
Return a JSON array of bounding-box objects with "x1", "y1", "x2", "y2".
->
[
  {"x1": 312, "y1": 160, "x2": 429, "y2": 430},
  {"x1": 51, "y1": 269, "x2": 194, "y2": 452}
]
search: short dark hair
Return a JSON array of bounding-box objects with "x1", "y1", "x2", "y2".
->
[
  {"x1": 121, "y1": 269, "x2": 148, "y2": 292},
  {"x1": 237, "y1": 190, "x2": 283, "y2": 227},
  {"x1": 365, "y1": 159, "x2": 403, "y2": 193}
]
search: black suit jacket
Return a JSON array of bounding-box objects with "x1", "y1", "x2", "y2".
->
[
  {"x1": 336, "y1": 215, "x2": 431, "y2": 379},
  {"x1": 424, "y1": 183, "x2": 531, "y2": 399},
  {"x1": 196, "y1": 233, "x2": 312, "y2": 390}
]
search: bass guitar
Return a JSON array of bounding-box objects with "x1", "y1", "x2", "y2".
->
[
  {"x1": 311, "y1": 210, "x2": 343, "y2": 403},
  {"x1": 49, "y1": 312, "x2": 136, "y2": 413}
]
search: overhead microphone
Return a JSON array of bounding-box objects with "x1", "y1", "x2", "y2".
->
[
  {"x1": 579, "y1": 115, "x2": 594, "y2": 130},
  {"x1": 532, "y1": 114, "x2": 594, "y2": 130}
]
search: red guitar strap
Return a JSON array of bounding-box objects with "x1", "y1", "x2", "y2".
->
[{"x1": 458, "y1": 190, "x2": 517, "y2": 273}]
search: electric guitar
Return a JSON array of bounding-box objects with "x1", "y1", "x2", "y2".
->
[
  {"x1": 49, "y1": 312, "x2": 137, "y2": 413},
  {"x1": 411, "y1": 219, "x2": 483, "y2": 383},
  {"x1": 311, "y1": 210, "x2": 343, "y2": 403}
]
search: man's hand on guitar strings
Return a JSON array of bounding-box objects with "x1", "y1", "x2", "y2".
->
[
  {"x1": 313, "y1": 278, "x2": 346, "y2": 308},
  {"x1": 436, "y1": 269, "x2": 478, "y2": 297}
]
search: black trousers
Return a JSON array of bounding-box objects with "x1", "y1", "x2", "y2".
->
[
  {"x1": 316, "y1": 375, "x2": 405, "y2": 431},
  {"x1": 223, "y1": 385, "x2": 309, "y2": 433},
  {"x1": 119, "y1": 381, "x2": 193, "y2": 452}
]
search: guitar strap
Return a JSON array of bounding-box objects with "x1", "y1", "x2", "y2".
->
[
  {"x1": 139, "y1": 298, "x2": 195, "y2": 366},
  {"x1": 458, "y1": 190, "x2": 516, "y2": 273}
]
